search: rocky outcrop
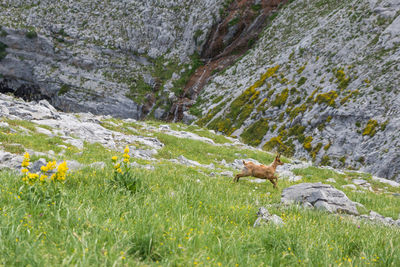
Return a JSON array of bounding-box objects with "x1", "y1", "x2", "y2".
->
[
  {"x1": 0, "y1": 93, "x2": 164, "y2": 154},
  {"x1": 281, "y1": 183, "x2": 359, "y2": 215}
]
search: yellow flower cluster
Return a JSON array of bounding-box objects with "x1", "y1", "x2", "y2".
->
[
  {"x1": 20, "y1": 152, "x2": 68, "y2": 184},
  {"x1": 123, "y1": 146, "x2": 130, "y2": 163},
  {"x1": 51, "y1": 161, "x2": 68, "y2": 182},
  {"x1": 21, "y1": 152, "x2": 30, "y2": 173},
  {"x1": 112, "y1": 146, "x2": 131, "y2": 174}
]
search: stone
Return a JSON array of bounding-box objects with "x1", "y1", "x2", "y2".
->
[
  {"x1": 372, "y1": 176, "x2": 400, "y2": 187},
  {"x1": 253, "y1": 207, "x2": 284, "y2": 227},
  {"x1": 30, "y1": 158, "x2": 47, "y2": 173},
  {"x1": 0, "y1": 150, "x2": 24, "y2": 170},
  {"x1": 326, "y1": 178, "x2": 336, "y2": 183},
  {"x1": 35, "y1": 127, "x2": 53, "y2": 136},
  {"x1": 65, "y1": 160, "x2": 84, "y2": 171},
  {"x1": 281, "y1": 183, "x2": 359, "y2": 215},
  {"x1": 219, "y1": 171, "x2": 233, "y2": 177},
  {"x1": 89, "y1": 162, "x2": 106, "y2": 169},
  {"x1": 352, "y1": 179, "x2": 368, "y2": 185},
  {"x1": 341, "y1": 184, "x2": 357, "y2": 190}
]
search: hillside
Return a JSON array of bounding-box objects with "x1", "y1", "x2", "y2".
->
[
  {"x1": 191, "y1": 0, "x2": 400, "y2": 181},
  {"x1": 1, "y1": 94, "x2": 400, "y2": 265},
  {"x1": 1, "y1": 0, "x2": 399, "y2": 181}
]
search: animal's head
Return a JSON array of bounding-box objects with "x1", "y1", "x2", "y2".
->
[{"x1": 274, "y1": 153, "x2": 283, "y2": 166}]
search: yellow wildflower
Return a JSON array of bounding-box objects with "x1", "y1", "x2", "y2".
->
[
  {"x1": 117, "y1": 168, "x2": 122, "y2": 173},
  {"x1": 112, "y1": 156, "x2": 118, "y2": 162},
  {"x1": 51, "y1": 161, "x2": 68, "y2": 182},
  {"x1": 39, "y1": 175, "x2": 47, "y2": 182},
  {"x1": 21, "y1": 168, "x2": 29, "y2": 173},
  {"x1": 114, "y1": 163, "x2": 121, "y2": 169},
  {"x1": 45, "y1": 161, "x2": 57, "y2": 172},
  {"x1": 124, "y1": 146, "x2": 129, "y2": 154},
  {"x1": 21, "y1": 152, "x2": 30, "y2": 168}
]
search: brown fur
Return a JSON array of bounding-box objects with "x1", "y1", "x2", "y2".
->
[{"x1": 233, "y1": 153, "x2": 283, "y2": 188}]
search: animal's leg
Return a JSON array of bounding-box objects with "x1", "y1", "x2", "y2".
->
[
  {"x1": 268, "y1": 178, "x2": 278, "y2": 189},
  {"x1": 233, "y1": 169, "x2": 251, "y2": 182}
]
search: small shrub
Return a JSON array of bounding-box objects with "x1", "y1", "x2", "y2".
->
[
  {"x1": 339, "y1": 156, "x2": 346, "y2": 165},
  {"x1": 58, "y1": 84, "x2": 71, "y2": 96},
  {"x1": 380, "y1": 120, "x2": 389, "y2": 131},
  {"x1": 362, "y1": 119, "x2": 378, "y2": 137},
  {"x1": 228, "y1": 17, "x2": 240, "y2": 26},
  {"x1": 289, "y1": 104, "x2": 307, "y2": 120},
  {"x1": 311, "y1": 143, "x2": 322, "y2": 160},
  {"x1": 314, "y1": 91, "x2": 338, "y2": 106},
  {"x1": 288, "y1": 124, "x2": 305, "y2": 137},
  {"x1": 323, "y1": 142, "x2": 331, "y2": 151},
  {"x1": 334, "y1": 68, "x2": 350, "y2": 90},
  {"x1": 251, "y1": 4, "x2": 262, "y2": 11},
  {"x1": 297, "y1": 77, "x2": 307, "y2": 87},
  {"x1": 303, "y1": 136, "x2": 313, "y2": 151},
  {"x1": 320, "y1": 155, "x2": 331, "y2": 165},
  {"x1": 271, "y1": 88, "x2": 289, "y2": 108},
  {"x1": 25, "y1": 30, "x2": 38, "y2": 39},
  {"x1": 0, "y1": 41, "x2": 7, "y2": 61},
  {"x1": 0, "y1": 26, "x2": 7, "y2": 37}
]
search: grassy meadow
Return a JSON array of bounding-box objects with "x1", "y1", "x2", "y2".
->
[{"x1": 1, "y1": 118, "x2": 400, "y2": 266}]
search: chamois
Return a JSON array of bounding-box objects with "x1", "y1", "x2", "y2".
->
[{"x1": 233, "y1": 153, "x2": 283, "y2": 188}]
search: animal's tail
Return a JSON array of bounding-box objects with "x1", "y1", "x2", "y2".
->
[{"x1": 242, "y1": 160, "x2": 246, "y2": 165}]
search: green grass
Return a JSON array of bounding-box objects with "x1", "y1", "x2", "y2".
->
[
  {"x1": 1, "y1": 117, "x2": 400, "y2": 266},
  {"x1": 153, "y1": 132, "x2": 276, "y2": 166},
  {"x1": 1, "y1": 161, "x2": 400, "y2": 266},
  {"x1": 0, "y1": 120, "x2": 78, "y2": 156}
]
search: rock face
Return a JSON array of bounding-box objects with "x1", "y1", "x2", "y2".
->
[
  {"x1": 193, "y1": 0, "x2": 400, "y2": 181},
  {"x1": 281, "y1": 183, "x2": 359, "y2": 215},
  {"x1": 0, "y1": 0, "x2": 225, "y2": 119}
]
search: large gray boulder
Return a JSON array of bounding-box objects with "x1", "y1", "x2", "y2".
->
[{"x1": 281, "y1": 182, "x2": 359, "y2": 215}]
